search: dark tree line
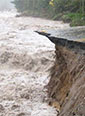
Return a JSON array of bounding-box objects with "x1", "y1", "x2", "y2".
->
[{"x1": 12, "y1": 0, "x2": 85, "y2": 26}]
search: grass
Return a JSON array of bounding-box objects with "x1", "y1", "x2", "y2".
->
[{"x1": 62, "y1": 13, "x2": 85, "y2": 26}]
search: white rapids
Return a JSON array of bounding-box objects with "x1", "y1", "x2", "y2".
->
[{"x1": 0, "y1": 11, "x2": 69, "y2": 116}]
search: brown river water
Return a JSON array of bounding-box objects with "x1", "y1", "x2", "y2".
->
[{"x1": 0, "y1": 11, "x2": 69, "y2": 116}]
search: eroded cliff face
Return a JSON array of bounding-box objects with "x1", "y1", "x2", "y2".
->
[
  {"x1": 47, "y1": 43, "x2": 85, "y2": 116},
  {"x1": 36, "y1": 31, "x2": 85, "y2": 116}
]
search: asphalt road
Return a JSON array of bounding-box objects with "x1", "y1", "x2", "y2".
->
[{"x1": 40, "y1": 26, "x2": 85, "y2": 43}]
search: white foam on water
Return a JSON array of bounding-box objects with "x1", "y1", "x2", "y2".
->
[{"x1": 0, "y1": 11, "x2": 69, "y2": 116}]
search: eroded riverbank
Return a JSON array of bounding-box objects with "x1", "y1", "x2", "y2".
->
[{"x1": 37, "y1": 29, "x2": 85, "y2": 116}]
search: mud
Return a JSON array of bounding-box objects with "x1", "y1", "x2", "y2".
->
[{"x1": 47, "y1": 40, "x2": 85, "y2": 116}]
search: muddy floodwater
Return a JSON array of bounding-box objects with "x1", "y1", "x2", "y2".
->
[{"x1": 0, "y1": 11, "x2": 69, "y2": 116}]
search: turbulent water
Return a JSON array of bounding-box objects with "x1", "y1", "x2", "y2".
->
[{"x1": 0, "y1": 11, "x2": 69, "y2": 116}]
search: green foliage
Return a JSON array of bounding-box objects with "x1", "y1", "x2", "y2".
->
[
  {"x1": 13, "y1": 0, "x2": 50, "y2": 14},
  {"x1": 69, "y1": 13, "x2": 85, "y2": 26},
  {"x1": 62, "y1": 13, "x2": 85, "y2": 26},
  {"x1": 13, "y1": 0, "x2": 85, "y2": 26}
]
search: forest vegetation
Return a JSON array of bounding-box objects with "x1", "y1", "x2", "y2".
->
[{"x1": 12, "y1": 0, "x2": 85, "y2": 26}]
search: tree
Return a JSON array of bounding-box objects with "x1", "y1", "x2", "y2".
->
[{"x1": 81, "y1": 0, "x2": 85, "y2": 14}]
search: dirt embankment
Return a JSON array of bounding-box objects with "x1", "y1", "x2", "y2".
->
[{"x1": 47, "y1": 39, "x2": 85, "y2": 116}]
